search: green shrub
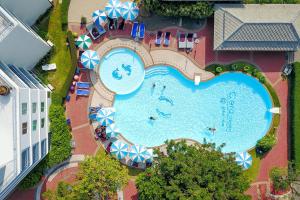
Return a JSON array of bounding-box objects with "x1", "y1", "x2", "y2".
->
[
  {"x1": 61, "y1": 0, "x2": 71, "y2": 30},
  {"x1": 215, "y1": 66, "x2": 223, "y2": 73},
  {"x1": 19, "y1": 104, "x2": 72, "y2": 189},
  {"x1": 81, "y1": 16, "x2": 87, "y2": 25},
  {"x1": 230, "y1": 64, "x2": 240, "y2": 71},
  {"x1": 256, "y1": 134, "x2": 276, "y2": 155},
  {"x1": 270, "y1": 167, "x2": 290, "y2": 192},
  {"x1": 243, "y1": 65, "x2": 251, "y2": 73},
  {"x1": 259, "y1": 76, "x2": 265, "y2": 83},
  {"x1": 252, "y1": 69, "x2": 258, "y2": 77}
]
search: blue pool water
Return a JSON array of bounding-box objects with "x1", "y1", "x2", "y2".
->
[
  {"x1": 113, "y1": 66, "x2": 273, "y2": 153},
  {"x1": 99, "y1": 48, "x2": 145, "y2": 94}
]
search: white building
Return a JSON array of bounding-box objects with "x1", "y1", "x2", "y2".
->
[
  {"x1": 0, "y1": 61, "x2": 51, "y2": 200},
  {"x1": 0, "y1": 5, "x2": 51, "y2": 70},
  {"x1": 0, "y1": 0, "x2": 52, "y2": 26}
]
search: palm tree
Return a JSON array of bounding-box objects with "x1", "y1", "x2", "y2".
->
[{"x1": 0, "y1": 85, "x2": 10, "y2": 96}]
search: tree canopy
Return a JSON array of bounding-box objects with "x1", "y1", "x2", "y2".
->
[
  {"x1": 136, "y1": 141, "x2": 251, "y2": 200},
  {"x1": 141, "y1": 0, "x2": 213, "y2": 19},
  {"x1": 43, "y1": 150, "x2": 129, "y2": 200}
]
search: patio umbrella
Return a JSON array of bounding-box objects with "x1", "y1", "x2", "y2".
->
[
  {"x1": 96, "y1": 108, "x2": 115, "y2": 126},
  {"x1": 129, "y1": 145, "x2": 148, "y2": 163},
  {"x1": 75, "y1": 34, "x2": 92, "y2": 50},
  {"x1": 92, "y1": 10, "x2": 107, "y2": 25},
  {"x1": 121, "y1": 2, "x2": 139, "y2": 21},
  {"x1": 80, "y1": 50, "x2": 100, "y2": 69},
  {"x1": 235, "y1": 152, "x2": 252, "y2": 170},
  {"x1": 105, "y1": 0, "x2": 122, "y2": 19},
  {"x1": 106, "y1": 123, "x2": 120, "y2": 138},
  {"x1": 145, "y1": 148, "x2": 153, "y2": 163},
  {"x1": 110, "y1": 140, "x2": 129, "y2": 159}
]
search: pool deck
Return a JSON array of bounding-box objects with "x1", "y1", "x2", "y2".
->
[{"x1": 13, "y1": 10, "x2": 289, "y2": 200}]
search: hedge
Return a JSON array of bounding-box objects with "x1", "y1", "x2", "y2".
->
[
  {"x1": 19, "y1": 105, "x2": 72, "y2": 189},
  {"x1": 61, "y1": 0, "x2": 71, "y2": 30},
  {"x1": 290, "y1": 62, "x2": 300, "y2": 170}
]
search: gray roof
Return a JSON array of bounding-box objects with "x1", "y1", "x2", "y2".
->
[{"x1": 214, "y1": 4, "x2": 300, "y2": 51}]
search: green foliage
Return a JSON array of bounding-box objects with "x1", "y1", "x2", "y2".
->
[
  {"x1": 61, "y1": 0, "x2": 71, "y2": 30},
  {"x1": 243, "y1": 65, "x2": 251, "y2": 73},
  {"x1": 216, "y1": 66, "x2": 223, "y2": 73},
  {"x1": 256, "y1": 134, "x2": 276, "y2": 155},
  {"x1": 270, "y1": 167, "x2": 290, "y2": 191},
  {"x1": 19, "y1": 104, "x2": 72, "y2": 189},
  {"x1": 142, "y1": 0, "x2": 213, "y2": 19},
  {"x1": 290, "y1": 62, "x2": 300, "y2": 170},
  {"x1": 136, "y1": 141, "x2": 251, "y2": 200},
  {"x1": 43, "y1": 151, "x2": 129, "y2": 200}
]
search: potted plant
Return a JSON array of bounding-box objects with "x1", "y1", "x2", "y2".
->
[
  {"x1": 0, "y1": 85, "x2": 10, "y2": 96},
  {"x1": 269, "y1": 167, "x2": 292, "y2": 196}
]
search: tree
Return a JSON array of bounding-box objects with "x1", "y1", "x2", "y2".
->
[
  {"x1": 43, "y1": 150, "x2": 129, "y2": 200},
  {"x1": 136, "y1": 141, "x2": 251, "y2": 200}
]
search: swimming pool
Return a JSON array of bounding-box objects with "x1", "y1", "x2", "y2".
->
[
  {"x1": 113, "y1": 66, "x2": 273, "y2": 153},
  {"x1": 99, "y1": 48, "x2": 145, "y2": 94}
]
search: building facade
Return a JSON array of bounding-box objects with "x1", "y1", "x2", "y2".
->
[
  {"x1": 0, "y1": 4, "x2": 51, "y2": 70},
  {"x1": 0, "y1": 61, "x2": 51, "y2": 200},
  {"x1": 0, "y1": 0, "x2": 52, "y2": 26}
]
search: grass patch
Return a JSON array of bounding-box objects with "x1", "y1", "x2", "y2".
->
[
  {"x1": 243, "y1": 149, "x2": 261, "y2": 182},
  {"x1": 34, "y1": 0, "x2": 73, "y2": 103},
  {"x1": 127, "y1": 167, "x2": 143, "y2": 180},
  {"x1": 290, "y1": 62, "x2": 300, "y2": 170}
]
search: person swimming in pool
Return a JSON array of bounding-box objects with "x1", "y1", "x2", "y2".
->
[
  {"x1": 152, "y1": 83, "x2": 156, "y2": 88},
  {"x1": 149, "y1": 116, "x2": 156, "y2": 120},
  {"x1": 208, "y1": 127, "x2": 216, "y2": 134}
]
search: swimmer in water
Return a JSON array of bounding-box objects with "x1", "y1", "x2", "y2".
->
[
  {"x1": 163, "y1": 85, "x2": 166, "y2": 89},
  {"x1": 149, "y1": 116, "x2": 156, "y2": 120},
  {"x1": 152, "y1": 83, "x2": 156, "y2": 88},
  {"x1": 208, "y1": 127, "x2": 216, "y2": 133}
]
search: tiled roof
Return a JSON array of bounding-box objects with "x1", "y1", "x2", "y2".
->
[{"x1": 214, "y1": 4, "x2": 300, "y2": 51}]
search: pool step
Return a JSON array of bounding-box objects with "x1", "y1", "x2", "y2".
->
[{"x1": 145, "y1": 67, "x2": 170, "y2": 78}]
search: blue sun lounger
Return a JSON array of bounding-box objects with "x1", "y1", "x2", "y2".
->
[
  {"x1": 76, "y1": 89, "x2": 90, "y2": 96},
  {"x1": 139, "y1": 23, "x2": 145, "y2": 39},
  {"x1": 89, "y1": 113, "x2": 97, "y2": 120},
  {"x1": 76, "y1": 82, "x2": 90, "y2": 89},
  {"x1": 155, "y1": 31, "x2": 163, "y2": 45},
  {"x1": 131, "y1": 22, "x2": 138, "y2": 38}
]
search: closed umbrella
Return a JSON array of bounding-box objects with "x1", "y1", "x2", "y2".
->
[
  {"x1": 110, "y1": 140, "x2": 129, "y2": 159},
  {"x1": 92, "y1": 10, "x2": 107, "y2": 25},
  {"x1": 129, "y1": 145, "x2": 148, "y2": 163},
  {"x1": 106, "y1": 123, "x2": 120, "y2": 138},
  {"x1": 105, "y1": 0, "x2": 122, "y2": 19},
  {"x1": 96, "y1": 108, "x2": 115, "y2": 126},
  {"x1": 121, "y1": 2, "x2": 139, "y2": 21},
  {"x1": 80, "y1": 50, "x2": 100, "y2": 69},
  {"x1": 235, "y1": 152, "x2": 252, "y2": 170},
  {"x1": 75, "y1": 35, "x2": 92, "y2": 50}
]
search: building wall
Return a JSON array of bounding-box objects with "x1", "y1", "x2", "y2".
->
[
  {"x1": 0, "y1": 0, "x2": 52, "y2": 26},
  {"x1": 0, "y1": 25, "x2": 50, "y2": 70}
]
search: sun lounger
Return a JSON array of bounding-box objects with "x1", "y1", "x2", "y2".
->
[
  {"x1": 155, "y1": 31, "x2": 163, "y2": 45},
  {"x1": 164, "y1": 32, "x2": 171, "y2": 46},
  {"x1": 76, "y1": 89, "x2": 90, "y2": 96},
  {"x1": 42, "y1": 63, "x2": 56, "y2": 71},
  {"x1": 178, "y1": 33, "x2": 187, "y2": 49},
  {"x1": 131, "y1": 22, "x2": 139, "y2": 38},
  {"x1": 89, "y1": 113, "x2": 97, "y2": 120},
  {"x1": 139, "y1": 23, "x2": 145, "y2": 39},
  {"x1": 76, "y1": 82, "x2": 90, "y2": 89},
  {"x1": 186, "y1": 33, "x2": 194, "y2": 49}
]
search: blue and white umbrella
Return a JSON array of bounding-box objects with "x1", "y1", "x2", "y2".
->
[
  {"x1": 129, "y1": 145, "x2": 148, "y2": 163},
  {"x1": 235, "y1": 152, "x2": 252, "y2": 170},
  {"x1": 106, "y1": 123, "x2": 120, "y2": 138},
  {"x1": 96, "y1": 108, "x2": 115, "y2": 126},
  {"x1": 105, "y1": 0, "x2": 122, "y2": 19},
  {"x1": 80, "y1": 50, "x2": 100, "y2": 69},
  {"x1": 110, "y1": 140, "x2": 129, "y2": 159},
  {"x1": 145, "y1": 148, "x2": 153, "y2": 163},
  {"x1": 121, "y1": 2, "x2": 139, "y2": 21},
  {"x1": 92, "y1": 10, "x2": 107, "y2": 25}
]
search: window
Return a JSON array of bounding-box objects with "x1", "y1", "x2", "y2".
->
[
  {"x1": 21, "y1": 148, "x2": 30, "y2": 171},
  {"x1": 32, "y1": 143, "x2": 39, "y2": 163},
  {"x1": 22, "y1": 123, "x2": 27, "y2": 134},
  {"x1": 47, "y1": 91, "x2": 51, "y2": 98},
  {"x1": 21, "y1": 103, "x2": 27, "y2": 115},
  {"x1": 32, "y1": 120, "x2": 37, "y2": 131},
  {"x1": 32, "y1": 103, "x2": 37, "y2": 113},
  {"x1": 41, "y1": 102, "x2": 45, "y2": 112},
  {"x1": 41, "y1": 139, "x2": 47, "y2": 157},
  {"x1": 41, "y1": 118, "x2": 45, "y2": 128}
]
